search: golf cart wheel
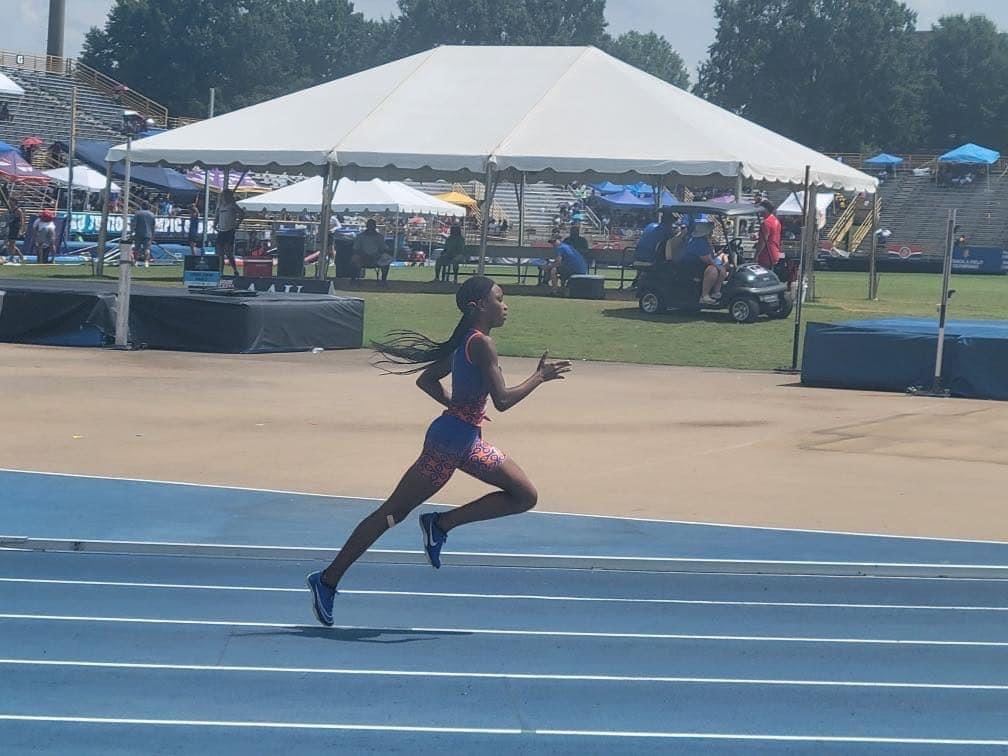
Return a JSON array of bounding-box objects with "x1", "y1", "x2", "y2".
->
[
  {"x1": 729, "y1": 296, "x2": 760, "y2": 324},
  {"x1": 769, "y1": 296, "x2": 794, "y2": 319},
  {"x1": 638, "y1": 289, "x2": 665, "y2": 315}
]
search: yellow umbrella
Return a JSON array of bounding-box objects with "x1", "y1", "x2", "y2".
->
[{"x1": 434, "y1": 191, "x2": 479, "y2": 209}]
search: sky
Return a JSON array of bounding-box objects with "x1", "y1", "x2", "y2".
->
[{"x1": 3, "y1": 0, "x2": 1008, "y2": 80}]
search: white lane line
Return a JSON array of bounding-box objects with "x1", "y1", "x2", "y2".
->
[
  {"x1": 4, "y1": 539, "x2": 1008, "y2": 580},
  {"x1": 0, "y1": 714, "x2": 517, "y2": 735},
  {"x1": 2, "y1": 658, "x2": 1006, "y2": 691},
  {"x1": 538, "y1": 730, "x2": 1008, "y2": 745},
  {"x1": 5, "y1": 466, "x2": 1007, "y2": 547},
  {"x1": 3, "y1": 614, "x2": 1007, "y2": 647},
  {"x1": 2, "y1": 577, "x2": 1006, "y2": 612},
  {"x1": 0, "y1": 715, "x2": 1004, "y2": 745}
]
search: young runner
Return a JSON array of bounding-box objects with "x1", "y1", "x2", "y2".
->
[{"x1": 307, "y1": 275, "x2": 570, "y2": 626}]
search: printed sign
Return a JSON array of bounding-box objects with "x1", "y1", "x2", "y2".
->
[
  {"x1": 68, "y1": 212, "x2": 217, "y2": 238},
  {"x1": 183, "y1": 254, "x2": 222, "y2": 288}
]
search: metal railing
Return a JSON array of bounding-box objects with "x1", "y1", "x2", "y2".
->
[
  {"x1": 71, "y1": 60, "x2": 168, "y2": 126},
  {"x1": 849, "y1": 195, "x2": 881, "y2": 252},
  {"x1": 826, "y1": 196, "x2": 858, "y2": 246}
]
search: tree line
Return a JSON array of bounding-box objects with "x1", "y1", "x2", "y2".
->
[{"x1": 81, "y1": 0, "x2": 1007, "y2": 153}]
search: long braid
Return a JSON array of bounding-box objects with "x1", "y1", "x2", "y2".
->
[{"x1": 371, "y1": 276, "x2": 495, "y2": 375}]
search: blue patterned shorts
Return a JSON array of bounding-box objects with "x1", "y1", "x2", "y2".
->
[{"x1": 416, "y1": 415, "x2": 506, "y2": 487}]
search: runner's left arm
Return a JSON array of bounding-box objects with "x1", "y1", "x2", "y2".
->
[{"x1": 416, "y1": 354, "x2": 452, "y2": 407}]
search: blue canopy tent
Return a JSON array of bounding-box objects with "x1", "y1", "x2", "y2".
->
[
  {"x1": 938, "y1": 143, "x2": 1000, "y2": 190},
  {"x1": 591, "y1": 180, "x2": 624, "y2": 194},
  {"x1": 938, "y1": 143, "x2": 1000, "y2": 165},
  {"x1": 628, "y1": 181, "x2": 655, "y2": 196},
  {"x1": 863, "y1": 153, "x2": 903, "y2": 168},
  {"x1": 75, "y1": 139, "x2": 200, "y2": 202},
  {"x1": 598, "y1": 189, "x2": 655, "y2": 208}
]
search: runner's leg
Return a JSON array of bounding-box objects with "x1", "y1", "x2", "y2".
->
[
  {"x1": 320, "y1": 462, "x2": 446, "y2": 588},
  {"x1": 436, "y1": 456, "x2": 537, "y2": 533}
]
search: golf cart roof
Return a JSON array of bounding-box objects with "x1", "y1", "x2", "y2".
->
[{"x1": 659, "y1": 202, "x2": 760, "y2": 217}]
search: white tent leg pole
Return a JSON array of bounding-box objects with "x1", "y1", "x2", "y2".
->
[
  {"x1": 868, "y1": 191, "x2": 880, "y2": 300},
  {"x1": 114, "y1": 139, "x2": 133, "y2": 348},
  {"x1": 735, "y1": 169, "x2": 743, "y2": 203},
  {"x1": 477, "y1": 163, "x2": 497, "y2": 276},
  {"x1": 930, "y1": 209, "x2": 956, "y2": 394},
  {"x1": 201, "y1": 88, "x2": 214, "y2": 252},
  {"x1": 95, "y1": 161, "x2": 112, "y2": 276},
  {"x1": 517, "y1": 172, "x2": 526, "y2": 247},
  {"x1": 317, "y1": 163, "x2": 336, "y2": 279},
  {"x1": 788, "y1": 165, "x2": 812, "y2": 371},
  {"x1": 67, "y1": 84, "x2": 77, "y2": 250}
]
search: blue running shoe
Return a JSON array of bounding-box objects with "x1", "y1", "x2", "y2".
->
[
  {"x1": 419, "y1": 512, "x2": 447, "y2": 569},
  {"x1": 306, "y1": 571, "x2": 336, "y2": 626}
]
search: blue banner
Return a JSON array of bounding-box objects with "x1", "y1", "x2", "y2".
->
[
  {"x1": 67, "y1": 212, "x2": 217, "y2": 238},
  {"x1": 952, "y1": 245, "x2": 1006, "y2": 274}
]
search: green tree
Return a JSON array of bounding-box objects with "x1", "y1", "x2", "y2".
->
[
  {"x1": 390, "y1": 0, "x2": 608, "y2": 52},
  {"x1": 604, "y1": 30, "x2": 688, "y2": 87},
  {"x1": 696, "y1": 0, "x2": 925, "y2": 151},
  {"x1": 81, "y1": 0, "x2": 380, "y2": 116},
  {"x1": 925, "y1": 14, "x2": 1008, "y2": 148}
]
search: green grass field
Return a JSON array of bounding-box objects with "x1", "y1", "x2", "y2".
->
[{"x1": 3, "y1": 264, "x2": 1006, "y2": 369}]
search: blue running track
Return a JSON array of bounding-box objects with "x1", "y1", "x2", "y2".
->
[{"x1": 2, "y1": 470, "x2": 1007, "y2": 754}]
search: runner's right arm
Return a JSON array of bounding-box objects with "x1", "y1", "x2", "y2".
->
[{"x1": 471, "y1": 336, "x2": 570, "y2": 412}]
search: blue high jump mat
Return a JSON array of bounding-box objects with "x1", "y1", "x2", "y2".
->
[{"x1": 801, "y1": 318, "x2": 1008, "y2": 400}]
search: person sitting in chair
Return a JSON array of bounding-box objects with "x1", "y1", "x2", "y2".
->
[
  {"x1": 543, "y1": 237, "x2": 588, "y2": 292},
  {"x1": 682, "y1": 222, "x2": 726, "y2": 306}
]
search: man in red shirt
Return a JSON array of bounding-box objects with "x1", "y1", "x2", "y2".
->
[{"x1": 755, "y1": 200, "x2": 782, "y2": 269}]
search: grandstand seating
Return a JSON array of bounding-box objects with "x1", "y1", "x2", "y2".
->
[
  {"x1": 856, "y1": 171, "x2": 1008, "y2": 255},
  {"x1": 0, "y1": 67, "x2": 121, "y2": 143}
]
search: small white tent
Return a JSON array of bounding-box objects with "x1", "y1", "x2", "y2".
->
[
  {"x1": 776, "y1": 191, "x2": 835, "y2": 227},
  {"x1": 44, "y1": 165, "x2": 121, "y2": 193},
  {"x1": 238, "y1": 177, "x2": 465, "y2": 216}
]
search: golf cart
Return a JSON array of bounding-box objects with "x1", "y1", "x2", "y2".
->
[{"x1": 634, "y1": 203, "x2": 792, "y2": 323}]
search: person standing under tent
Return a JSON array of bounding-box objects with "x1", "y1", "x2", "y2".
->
[
  {"x1": 306, "y1": 275, "x2": 571, "y2": 626},
  {"x1": 2, "y1": 198, "x2": 25, "y2": 264},
  {"x1": 187, "y1": 201, "x2": 202, "y2": 255},
  {"x1": 33, "y1": 209, "x2": 57, "y2": 264},
  {"x1": 755, "y1": 199, "x2": 782, "y2": 271},
  {"x1": 214, "y1": 189, "x2": 244, "y2": 275},
  {"x1": 132, "y1": 200, "x2": 156, "y2": 268}
]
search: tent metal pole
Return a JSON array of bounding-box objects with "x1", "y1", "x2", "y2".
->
[
  {"x1": 95, "y1": 161, "x2": 112, "y2": 276},
  {"x1": 788, "y1": 165, "x2": 813, "y2": 372},
  {"x1": 114, "y1": 138, "x2": 133, "y2": 348},
  {"x1": 201, "y1": 87, "x2": 214, "y2": 253},
  {"x1": 868, "y1": 191, "x2": 880, "y2": 300},
  {"x1": 316, "y1": 163, "x2": 336, "y2": 279},
  {"x1": 735, "y1": 168, "x2": 743, "y2": 203},
  {"x1": 928, "y1": 209, "x2": 957, "y2": 395},
  {"x1": 477, "y1": 162, "x2": 497, "y2": 276},
  {"x1": 66, "y1": 84, "x2": 77, "y2": 250},
  {"x1": 517, "y1": 172, "x2": 526, "y2": 247}
]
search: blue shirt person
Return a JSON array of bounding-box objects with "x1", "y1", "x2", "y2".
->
[{"x1": 543, "y1": 238, "x2": 588, "y2": 291}]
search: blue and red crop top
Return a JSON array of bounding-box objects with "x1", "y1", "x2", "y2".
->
[{"x1": 445, "y1": 329, "x2": 489, "y2": 426}]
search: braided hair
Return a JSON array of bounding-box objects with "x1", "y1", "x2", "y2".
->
[{"x1": 372, "y1": 275, "x2": 496, "y2": 374}]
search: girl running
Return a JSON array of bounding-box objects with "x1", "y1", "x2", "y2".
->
[{"x1": 307, "y1": 275, "x2": 570, "y2": 626}]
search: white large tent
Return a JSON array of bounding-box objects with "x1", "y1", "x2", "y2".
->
[
  {"x1": 239, "y1": 176, "x2": 465, "y2": 216},
  {"x1": 0, "y1": 71, "x2": 24, "y2": 96},
  {"x1": 107, "y1": 46, "x2": 876, "y2": 193}
]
